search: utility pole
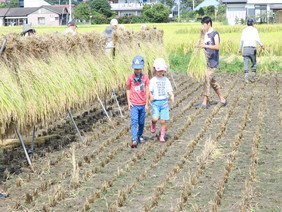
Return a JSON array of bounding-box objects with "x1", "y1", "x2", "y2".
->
[
  {"x1": 69, "y1": 0, "x2": 72, "y2": 22},
  {"x1": 177, "y1": 0, "x2": 180, "y2": 20},
  {"x1": 192, "y1": 0, "x2": 195, "y2": 10}
]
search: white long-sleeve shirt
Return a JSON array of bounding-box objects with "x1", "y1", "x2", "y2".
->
[
  {"x1": 63, "y1": 27, "x2": 76, "y2": 35},
  {"x1": 240, "y1": 26, "x2": 263, "y2": 49}
]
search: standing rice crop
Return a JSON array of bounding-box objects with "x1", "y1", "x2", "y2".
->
[{"x1": 187, "y1": 29, "x2": 207, "y2": 81}]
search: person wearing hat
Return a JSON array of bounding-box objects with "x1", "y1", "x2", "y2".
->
[
  {"x1": 140, "y1": 24, "x2": 148, "y2": 31},
  {"x1": 126, "y1": 56, "x2": 150, "y2": 148},
  {"x1": 149, "y1": 58, "x2": 174, "y2": 143},
  {"x1": 64, "y1": 21, "x2": 77, "y2": 35},
  {"x1": 103, "y1": 19, "x2": 119, "y2": 54},
  {"x1": 238, "y1": 18, "x2": 265, "y2": 82},
  {"x1": 21, "y1": 24, "x2": 36, "y2": 37}
]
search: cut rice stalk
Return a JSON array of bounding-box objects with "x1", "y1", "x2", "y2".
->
[
  {"x1": 187, "y1": 29, "x2": 207, "y2": 81},
  {"x1": 187, "y1": 47, "x2": 207, "y2": 81}
]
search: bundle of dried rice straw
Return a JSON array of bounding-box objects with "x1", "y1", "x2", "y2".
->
[{"x1": 187, "y1": 29, "x2": 207, "y2": 81}]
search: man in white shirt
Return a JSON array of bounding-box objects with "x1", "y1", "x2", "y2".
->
[
  {"x1": 64, "y1": 21, "x2": 77, "y2": 35},
  {"x1": 238, "y1": 18, "x2": 265, "y2": 82},
  {"x1": 103, "y1": 19, "x2": 119, "y2": 55}
]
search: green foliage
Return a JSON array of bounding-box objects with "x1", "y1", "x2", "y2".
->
[
  {"x1": 90, "y1": 11, "x2": 108, "y2": 24},
  {"x1": 130, "y1": 15, "x2": 150, "y2": 24},
  {"x1": 46, "y1": 0, "x2": 79, "y2": 5},
  {"x1": 218, "y1": 57, "x2": 243, "y2": 73},
  {"x1": 169, "y1": 53, "x2": 191, "y2": 73},
  {"x1": 89, "y1": 0, "x2": 112, "y2": 18},
  {"x1": 142, "y1": 3, "x2": 170, "y2": 23},
  {"x1": 216, "y1": 4, "x2": 227, "y2": 23},
  {"x1": 0, "y1": 0, "x2": 18, "y2": 8},
  {"x1": 73, "y1": 3, "x2": 91, "y2": 22},
  {"x1": 115, "y1": 15, "x2": 150, "y2": 24},
  {"x1": 142, "y1": 4, "x2": 152, "y2": 14},
  {"x1": 181, "y1": 0, "x2": 204, "y2": 9},
  {"x1": 114, "y1": 15, "x2": 150, "y2": 24},
  {"x1": 240, "y1": 18, "x2": 245, "y2": 24},
  {"x1": 181, "y1": 10, "x2": 197, "y2": 20},
  {"x1": 197, "y1": 7, "x2": 204, "y2": 16},
  {"x1": 205, "y1": 5, "x2": 215, "y2": 16},
  {"x1": 217, "y1": 4, "x2": 226, "y2": 15},
  {"x1": 160, "y1": 0, "x2": 174, "y2": 9},
  {"x1": 117, "y1": 16, "x2": 132, "y2": 24},
  {"x1": 235, "y1": 16, "x2": 239, "y2": 25}
]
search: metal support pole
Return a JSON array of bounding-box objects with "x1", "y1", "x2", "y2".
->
[
  {"x1": 0, "y1": 39, "x2": 7, "y2": 55},
  {"x1": 97, "y1": 94, "x2": 112, "y2": 123},
  {"x1": 112, "y1": 89, "x2": 123, "y2": 117},
  {"x1": 104, "y1": 92, "x2": 107, "y2": 111},
  {"x1": 69, "y1": 0, "x2": 72, "y2": 21},
  {"x1": 169, "y1": 69, "x2": 177, "y2": 90},
  {"x1": 68, "y1": 109, "x2": 84, "y2": 142},
  {"x1": 28, "y1": 126, "x2": 36, "y2": 160},
  {"x1": 177, "y1": 0, "x2": 180, "y2": 20},
  {"x1": 15, "y1": 127, "x2": 34, "y2": 172},
  {"x1": 31, "y1": 126, "x2": 35, "y2": 152}
]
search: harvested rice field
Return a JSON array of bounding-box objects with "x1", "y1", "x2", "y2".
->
[{"x1": 0, "y1": 73, "x2": 281, "y2": 212}]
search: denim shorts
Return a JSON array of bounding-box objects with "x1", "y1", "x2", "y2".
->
[{"x1": 152, "y1": 99, "x2": 170, "y2": 120}]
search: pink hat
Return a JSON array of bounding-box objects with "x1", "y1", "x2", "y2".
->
[{"x1": 153, "y1": 58, "x2": 167, "y2": 71}]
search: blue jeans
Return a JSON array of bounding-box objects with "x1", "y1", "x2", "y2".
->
[{"x1": 130, "y1": 104, "x2": 146, "y2": 141}]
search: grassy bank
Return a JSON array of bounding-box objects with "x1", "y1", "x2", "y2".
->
[{"x1": 169, "y1": 53, "x2": 282, "y2": 74}]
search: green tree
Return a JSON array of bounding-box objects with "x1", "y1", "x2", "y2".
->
[
  {"x1": 181, "y1": 0, "x2": 204, "y2": 9},
  {"x1": 205, "y1": 5, "x2": 215, "y2": 16},
  {"x1": 196, "y1": 7, "x2": 204, "y2": 16},
  {"x1": 89, "y1": 0, "x2": 112, "y2": 18},
  {"x1": 216, "y1": 4, "x2": 226, "y2": 22},
  {"x1": 73, "y1": 3, "x2": 91, "y2": 21},
  {"x1": 0, "y1": 0, "x2": 18, "y2": 8},
  {"x1": 117, "y1": 16, "x2": 132, "y2": 24},
  {"x1": 91, "y1": 11, "x2": 108, "y2": 24},
  {"x1": 142, "y1": 4, "x2": 151, "y2": 14},
  {"x1": 160, "y1": 0, "x2": 174, "y2": 9},
  {"x1": 45, "y1": 0, "x2": 81, "y2": 5},
  {"x1": 181, "y1": 10, "x2": 196, "y2": 19},
  {"x1": 142, "y1": 3, "x2": 170, "y2": 23},
  {"x1": 130, "y1": 15, "x2": 149, "y2": 23}
]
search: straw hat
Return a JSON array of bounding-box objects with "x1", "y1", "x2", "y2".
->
[{"x1": 22, "y1": 24, "x2": 35, "y2": 33}]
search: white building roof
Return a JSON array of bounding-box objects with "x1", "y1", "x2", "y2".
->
[
  {"x1": 194, "y1": 0, "x2": 219, "y2": 11},
  {"x1": 248, "y1": 0, "x2": 282, "y2": 3},
  {"x1": 24, "y1": 0, "x2": 50, "y2": 8}
]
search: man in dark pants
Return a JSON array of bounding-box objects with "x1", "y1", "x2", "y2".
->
[{"x1": 239, "y1": 18, "x2": 265, "y2": 82}]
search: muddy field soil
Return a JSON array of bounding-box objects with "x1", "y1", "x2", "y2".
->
[{"x1": 0, "y1": 73, "x2": 281, "y2": 212}]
